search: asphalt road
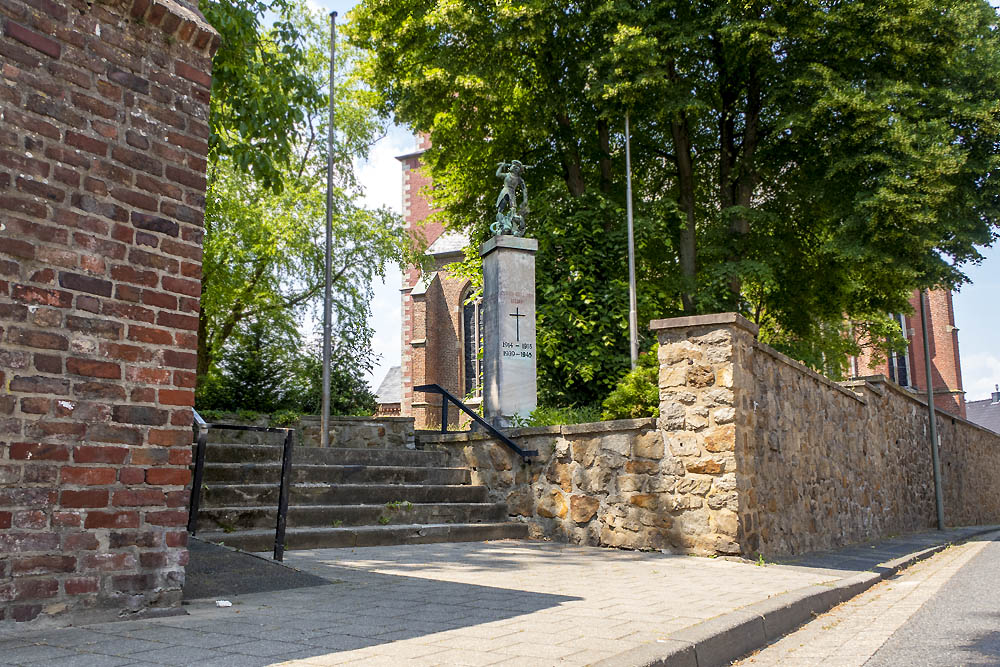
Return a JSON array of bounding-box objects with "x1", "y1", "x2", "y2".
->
[{"x1": 866, "y1": 536, "x2": 1000, "y2": 666}]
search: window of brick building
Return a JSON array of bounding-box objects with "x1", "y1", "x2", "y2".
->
[
  {"x1": 463, "y1": 290, "x2": 483, "y2": 397},
  {"x1": 888, "y1": 313, "x2": 912, "y2": 388}
]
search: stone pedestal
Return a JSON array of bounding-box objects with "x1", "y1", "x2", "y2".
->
[{"x1": 481, "y1": 236, "x2": 538, "y2": 427}]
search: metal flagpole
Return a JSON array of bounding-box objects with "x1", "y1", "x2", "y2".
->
[
  {"x1": 919, "y1": 289, "x2": 945, "y2": 530},
  {"x1": 625, "y1": 112, "x2": 638, "y2": 369},
  {"x1": 321, "y1": 12, "x2": 337, "y2": 448}
]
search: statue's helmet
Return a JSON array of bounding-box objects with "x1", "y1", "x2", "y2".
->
[{"x1": 510, "y1": 160, "x2": 523, "y2": 171}]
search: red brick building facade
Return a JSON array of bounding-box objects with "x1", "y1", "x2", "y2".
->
[
  {"x1": 395, "y1": 137, "x2": 479, "y2": 429},
  {"x1": 1, "y1": 0, "x2": 218, "y2": 624},
  {"x1": 853, "y1": 289, "x2": 966, "y2": 417}
]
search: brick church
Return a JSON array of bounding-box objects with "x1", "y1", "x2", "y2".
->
[{"x1": 376, "y1": 138, "x2": 968, "y2": 424}]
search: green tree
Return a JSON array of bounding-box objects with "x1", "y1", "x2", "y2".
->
[
  {"x1": 349, "y1": 0, "x2": 1000, "y2": 400},
  {"x1": 198, "y1": 4, "x2": 414, "y2": 390}
]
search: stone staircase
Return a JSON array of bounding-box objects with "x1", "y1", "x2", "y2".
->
[{"x1": 191, "y1": 426, "x2": 527, "y2": 551}]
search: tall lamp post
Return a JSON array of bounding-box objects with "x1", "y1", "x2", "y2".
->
[
  {"x1": 321, "y1": 11, "x2": 337, "y2": 448},
  {"x1": 919, "y1": 289, "x2": 945, "y2": 530},
  {"x1": 625, "y1": 113, "x2": 638, "y2": 369}
]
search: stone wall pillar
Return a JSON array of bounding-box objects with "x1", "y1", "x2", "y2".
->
[
  {"x1": 0, "y1": 0, "x2": 218, "y2": 624},
  {"x1": 650, "y1": 313, "x2": 758, "y2": 555}
]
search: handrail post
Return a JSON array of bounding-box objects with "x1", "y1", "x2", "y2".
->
[
  {"x1": 441, "y1": 397, "x2": 448, "y2": 433},
  {"x1": 273, "y1": 428, "x2": 294, "y2": 561},
  {"x1": 187, "y1": 423, "x2": 208, "y2": 535}
]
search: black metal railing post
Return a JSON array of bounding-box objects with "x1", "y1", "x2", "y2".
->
[
  {"x1": 187, "y1": 410, "x2": 209, "y2": 535},
  {"x1": 273, "y1": 428, "x2": 295, "y2": 562},
  {"x1": 414, "y1": 384, "x2": 538, "y2": 462}
]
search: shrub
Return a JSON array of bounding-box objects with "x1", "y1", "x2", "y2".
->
[{"x1": 601, "y1": 344, "x2": 660, "y2": 420}]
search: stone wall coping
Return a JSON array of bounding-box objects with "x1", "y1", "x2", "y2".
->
[
  {"x1": 299, "y1": 416, "x2": 416, "y2": 424},
  {"x1": 840, "y1": 377, "x2": 886, "y2": 397},
  {"x1": 560, "y1": 417, "x2": 657, "y2": 435},
  {"x1": 751, "y1": 340, "x2": 867, "y2": 405},
  {"x1": 857, "y1": 375, "x2": 1000, "y2": 437},
  {"x1": 417, "y1": 418, "x2": 657, "y2": 445},
  {"x1": 130, "y1": 0, "x2": 221, "y2": 57},
  {"x1": 417, "y1": 431, "x2": 492, "y2": 444},
  {"x1": 480, "y1": 236, "x2": 539, "y2": 257},
  {"x1": 649, "y1": 312, "x2": 760, "y2": 336}
]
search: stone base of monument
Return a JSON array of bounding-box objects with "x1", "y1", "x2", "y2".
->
[{"x1": 481, "y1": 235, "x2": 538, "y2": 428}]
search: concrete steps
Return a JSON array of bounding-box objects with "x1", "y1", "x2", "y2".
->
[
  {"x1": 195, "y1": 502, "x2": 509, "y2": 532},
  {"x1": 190, "y1": 429, "x2": 523, "y2": 551},
  {"x1": 201, "y1": 463, "x2": 471, "y2": 486},
  {"x1": 197, "y1": 522, "x2": 529, "y2": 552}
]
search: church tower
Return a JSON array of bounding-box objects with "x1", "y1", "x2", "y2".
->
[
  {"x1": 395, "y1": 138, "x2": 480, "y2": 428},
  {"x1": 853, "y1": 289, "x2": 966, "y2": 417}
]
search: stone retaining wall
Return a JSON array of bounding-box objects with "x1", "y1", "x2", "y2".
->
[
  {"x1": 419, "y1": 419, "x2": 737, "y2": 553},
  {"x1": 653, "y1": 313, "x2": 1000, "y2": 557},
  {"x1": 421, "y1": 313, "x2": 1000, "y2": 559}
]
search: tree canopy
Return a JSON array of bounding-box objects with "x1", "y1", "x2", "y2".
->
[
  {"x1": 196, "y1": 1, "x2": 411, "y2": 413},
  {"x1": 349, "y1": 0, "x2": 1000, "y2": 404}
]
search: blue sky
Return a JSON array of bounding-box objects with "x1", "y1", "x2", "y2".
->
[{"x1": 314, "y1": 0, "x2": 1000, "y2": 402}]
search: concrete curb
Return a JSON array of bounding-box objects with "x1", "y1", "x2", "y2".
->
[{"x1": 592, "y1": 526, "x2": 1000, "y2": 667}]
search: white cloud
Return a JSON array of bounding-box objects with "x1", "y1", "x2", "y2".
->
[{"x1": 963, "y1": 353, "x2": 1000, "y2": 402}]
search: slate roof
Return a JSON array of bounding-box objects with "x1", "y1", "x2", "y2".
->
[
  {"x1": 375, "y1": 366, "x2": 402, "y2": 405},
  {"x1": 967, "y1": 391, "x2": 1000, "y2": 434},
  {"x1": 426, "y1": 230, "x2": 467, "y2": 257}
]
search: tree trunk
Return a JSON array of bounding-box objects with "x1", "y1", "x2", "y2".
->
[
  {"x1": 671, "y1": 111, "x2": 697, "y2": 314},
  {"x1": 555, "y1": 111, "x2": 586, "y2": 197},
  {"x1": 597, "y1": 118, "x2": 613, "y2": 195}
]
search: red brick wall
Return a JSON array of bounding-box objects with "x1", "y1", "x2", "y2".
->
[
  {"x1": 0, "y1": 0, "x2": 218, "y2": 624},
  {"x1": 855, "y1": 289, "x2": 966, "y2": 417}
]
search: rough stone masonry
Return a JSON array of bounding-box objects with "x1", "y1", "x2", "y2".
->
[{"x1": 0, "y1": 0, "x2": 218, "y2": 624}]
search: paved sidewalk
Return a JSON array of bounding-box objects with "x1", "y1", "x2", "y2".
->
[
  {"x1": 736, "y1": 535, "x2": 996, "y2": 666},
  {"x1": 0, "y1": 527, "x2": 994, "y2": 666}
]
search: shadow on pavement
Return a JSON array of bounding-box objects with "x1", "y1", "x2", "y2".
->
[
  {"x1": 183, "y1": 537, "x2": 331, "y2": 599},
  {"x1": 771, "y1": 526, "x2": 999, "y2": 575}
]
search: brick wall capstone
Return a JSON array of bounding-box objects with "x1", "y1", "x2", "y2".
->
[{"x1": 1, "y1": 0, "x2": 218, "y2": 625}]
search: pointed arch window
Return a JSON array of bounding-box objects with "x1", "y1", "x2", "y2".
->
[{"x1": 462, "y1": 289, "x2": 483, "y2": 397}]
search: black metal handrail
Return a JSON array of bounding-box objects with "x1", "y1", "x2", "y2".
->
[
  {"x1": 188, "y1": 411, "x2": 295, "y2": 562},
  {"x1": 414, "y1": 384, "x2": 538, "y2": 462}
]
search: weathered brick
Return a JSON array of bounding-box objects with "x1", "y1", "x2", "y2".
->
[
  {"x1": 12, "y1": 556, "x2": 76, "y2": 576},
  {"x1": 58, "y1": 272, "x2": 113, "y2": 298},
  {"x1": 111, "y1": 405, "x2": 167, "y2": 426},
  {"x1": 16, "y1": 176, "x2": 65, "y2": 202},
  {"x1": 73, "y1": 381, "x2": 126, "y2": 400},
  {"x1": 34, "y1": 353, "x2": 62, "y2": 374},
  {"x1": 60, "y1": 489, "x2": 109, "y2": 508},
  {"x1": 73, "y1": 446, "x2": 128, "y2": 464},
  {"x1": 112, "y1": 189, "x2": 158, "y2": 212},
  {"x1": 9, "y1": 375, "x2": 71, "y2": 395},
  {"x1": 131, "y1": 212, "x2": 178, "y2": 237},
  {"x1": 86, "y1": 423, "x2": 141, "y2": 445},
  {"x1": 156, "y1": 311, "x2": 198, "y2": 331},
  {"x1": 66, "y1": 315, "x2": 122, "y2": 340},
  {"x1": 7, "y1": 328, "x2": 68, "y2": 351},
  {"x1": 158, "y1": 389, "x2": 193, "y2": 406},
  {"x1": 83, "y1": 511, "x2": 139, "y2": 530},
  {"x1": 61, "y1": 467, "x2": 116, "y2": 486},
  {"x1": 65, "y1": 357, "x2": 121, "y2": 380},
  {"x1": 65, "y1": 131, "x2": 108, "y2": 156},
  {"x1": 162, "y1": 350, "x2": 196, "y2": 369},
  {"x1": 125, "y1": 366, "x2": 171, "y2": 384},
  {"x1": 64, "y1": 577, "x2": 99, "y2": 595},
  {"x1": 144, "y1": 509, "x2": 187, "y2": 525},
  {"x1": 112, "y1": 489, "x2": 165, "y2": 506},
  {"x1": 14, "y1": 578, "x2": 59, "y2": 601}
]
